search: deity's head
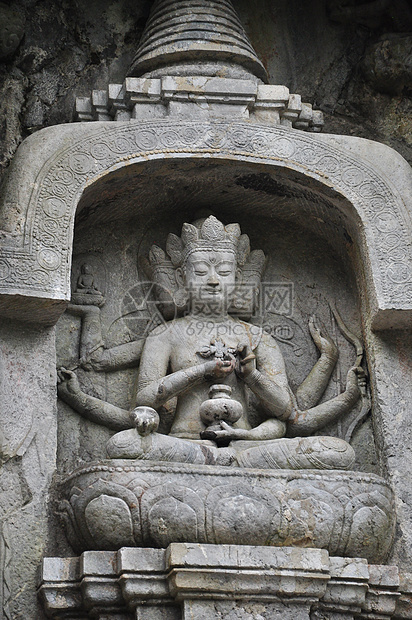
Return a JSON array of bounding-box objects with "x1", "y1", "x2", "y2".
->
[
  {"x1": 183, "y1": 248, "x2": 237, "y2": 307},
  {"x1": 147, "y1": 215, "x2": 266, "y2": 319},
  {"x1": 81, "y1": 263, "x2": 92, "y2": 275},
  {"x1": 177, "y1": 217, "x2": 240, "y2": 310}
]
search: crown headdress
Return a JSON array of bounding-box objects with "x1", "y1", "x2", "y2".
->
[
  {"x1": 168, "y1": 216, "x2": 241, "y2": 266},
  {"x1": 145, "y1": 216, "x2": 266, "y2": 319}
]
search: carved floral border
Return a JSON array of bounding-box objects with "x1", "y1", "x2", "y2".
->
[{"x1": 0, "y1": 120, "x2": 410, "y2": 310}]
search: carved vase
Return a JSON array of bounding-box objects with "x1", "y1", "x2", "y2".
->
[{"x1": 199, "y1": 384, "x2": 243, "y2": 445}]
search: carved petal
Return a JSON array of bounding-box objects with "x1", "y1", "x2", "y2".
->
[
  {"x1": 225, "y1": 223, "x2": 241, "y2": 241},
  {"x1": 181, "y1": 223, "x2": 199, "y2": 245},
  {"x1": 237, "y1": 234, "x2": 251, "y2": 265},
  {"x1": 149, "y1": 245, "x2": 166, "y2": 265},
  {"x1": 201, "y1": 215, "x2": 225, "y2": 241},
  {"x1": 247, "y1": 249, "x2": 266, "y2": 270},
  {"x1": 166, "y1": 233, "x2": 184, "y2": 266}
]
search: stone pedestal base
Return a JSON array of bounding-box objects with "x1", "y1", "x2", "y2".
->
[
  {"x1": 59, "y1": 462, "x2": 395, "y2": 564},
  {"x1": 39, "y1": 544, "x2": 408, "y2": 619}
]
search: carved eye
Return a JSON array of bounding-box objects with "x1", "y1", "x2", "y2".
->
[
  {"x1": 192, "y1": 261, "x2": 209, "y2": 275},
  {"x1": 216, "y1": 262, "x2": 234, "y2": 276}
]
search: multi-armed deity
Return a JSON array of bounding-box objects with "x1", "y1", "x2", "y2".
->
[
  {"x1": 55, "y1": 215, "x2": 396, "y2": 561},
  {"x1": 3, "y1": 0, "x2": 410, "y2": 614},
  {"x1": 58, "y1": 215, "x2": 364, "y2": 470}
]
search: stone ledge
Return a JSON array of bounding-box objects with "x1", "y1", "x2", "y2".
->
[
  {"x1": 76, "y1": 76, "x2": 323, "y2": 131},
  {"x1": 39, "y1": 545, "x2": 406, "y2": 619},
  {"x1": 59, "y1": 461, "x2": 395, "y2": 563},
  {"x1": 1, "y1": 120, "x2": 410, "y2": 325}
]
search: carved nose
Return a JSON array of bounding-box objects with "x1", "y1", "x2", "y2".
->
[{"x1": 208, "y1": 276, "x2": 220, "y2": 287}]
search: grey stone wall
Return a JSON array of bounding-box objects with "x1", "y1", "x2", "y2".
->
[
  {"x1": 0, "y1": 319, "x2": 57, "y2": 619},
  {"x1": 0, "y1": 0, "x2": 411, "y2": 180},
  {"x1": 0, "y1": 2, "x2": 411, "y2": 618}
]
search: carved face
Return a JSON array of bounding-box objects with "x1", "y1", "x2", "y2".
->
[{"x1": 183, "y1": 250, "x2": 237, "y2": 308}]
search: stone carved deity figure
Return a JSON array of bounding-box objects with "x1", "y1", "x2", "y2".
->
[
  {"x1": 75, "y1": 264, "x2": 101, "y2": 295},
  {"x1": 71, "y1": 263, "x2": 105, "y2": 307},
  {"x1": 58, "y1": 216, "x2": 365, "y2": 470}
]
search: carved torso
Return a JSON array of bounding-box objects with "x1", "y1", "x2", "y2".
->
[{"x1": 137, "y1": 315, "x2": 287, "y2": 439}]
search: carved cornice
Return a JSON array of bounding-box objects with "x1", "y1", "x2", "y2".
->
[
  {"x1": 39, "y1": 545, "x2": 407, "y2": 619},
  {"x1": 0, "y1": 120, "x2": 410, "y2": 327}
]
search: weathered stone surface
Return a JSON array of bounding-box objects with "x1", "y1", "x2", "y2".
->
[
  {"x1": 0, "y1": 69, "x2": 26, "y2": 171},
  {"x1": 0, "y1": 3, "x2": 25, "y2": 59},
  {"x1": 363, "y1": 564, "x2": 401, "y2": 618},
  {"x1": 395, "y1": 572, "x2": 412, "y2": 619},
  {"x1": 128, "y1": 0, "x2": 268, "y2": 82},
  {"x1": 39, "y1": 545, "x2": 410, "y2": 619},
  {"x1": 0, "y1": 319, "x2": 57, "y2": 619},
  {"x1": 59, "y1": 461, "x2": 394, "y2": 563},
  {"x1": 362, "y1": 34, "x2": 412, "y2": 96},
  {"x1": 0, "y1": 4, "x2": 411, "y2": 620},
  {"x1": 318, "y1": 556, "x2": 369, "y2": 616},
  {"x1": 0, "y1": 0, "x2": 410, "y2": 176},
  {"x1": 0, "y1": 0, "x2": 410, "y2": 178},
  {"x1": 1, "y1": 120, "x2": 411, "y2": 329},
  {"x1": 0, "y1": 97, "x2": 409, "y2": 620}
]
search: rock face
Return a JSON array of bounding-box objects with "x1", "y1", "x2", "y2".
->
[
  {"x1": 362, "y1": 34, "x2": 412, "y2": 95},
  {"x1": 0, "y1": 0, "x2": 411, "y2": 177},
  {"x1": 0, "y1": 3, "x2": 25, "y2": 59},
  {"x1": 0, "y1": 1, "x2": 411, "y2": 619}
]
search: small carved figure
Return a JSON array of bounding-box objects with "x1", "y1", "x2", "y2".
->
[
  {"x1": 71, "y1": 263, "x2": 105, "y2": 307},
  {"x1": 75, "y1": 263, "x2": 102, "y2": 295},
  {"x1": 58, "y1": 216, "x2": 365, "y2": 470}
]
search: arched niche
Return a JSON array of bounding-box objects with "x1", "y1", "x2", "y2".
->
[
  {"x1": 0, "y1": 119, "x2": 411, "y2": 329},
  {"x1": 57, "y1": 155, "x2": 379, "y2": 473},
  {"x1": 53, "y1": 146, "x2": 412, "y2": 566},
  {"x1": 0, "y1": 118, "x2": 411, "y2": 569}
]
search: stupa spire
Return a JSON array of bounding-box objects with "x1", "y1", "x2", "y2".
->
[{"x1": 128, "y1": 0, "x2": 268, "y2": 82}]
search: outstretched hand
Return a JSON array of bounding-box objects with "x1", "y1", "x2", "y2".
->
[
  {"x1": 204, "y1": 420, "x2": 249, "y2": 442},
  {"x1": 309, "y1": 315, "x2": 338, "y2": 361},
  {"x1": 57, "y1": 367, "x2": 81, "y2": 397}
]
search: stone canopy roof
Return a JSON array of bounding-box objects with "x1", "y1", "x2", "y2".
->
[{"x1": 128, "y1": 0, "x2": 268, "y2": 82}]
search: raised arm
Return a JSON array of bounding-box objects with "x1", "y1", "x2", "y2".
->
[
  {"x1": 57, "y1": 368, "x2": 132, "y2": 431},
  {"x1": 238, "y1": 333, "x2": 293, "y2": 421},
  {"x1": 83, "y1": 340, "x2": 144, "y2": 372},
  {"x1": 295, "y1": 316, "x2": 338, "y2": 410},
  {"x1": 66, "y1": 304, "x2": 144, "y2": 372},
  {"x1": 287, "y1": 366, "x2": 364, "y2": 436},
  {"x1": 211, "y1": 333, "x2": 292, "y2": 443}
]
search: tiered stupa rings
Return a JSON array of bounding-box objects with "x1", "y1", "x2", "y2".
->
[
  {"x1": 75, "y1": 0, "x2": 324, "y2": 130},
  {"x1": 128, "y1": 0, "x2": 268, "y2": 82}
]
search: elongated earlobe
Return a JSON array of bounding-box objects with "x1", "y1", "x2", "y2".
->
[{"x1": 175, "y1": 267, "x2": 185, "y2": 288}]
